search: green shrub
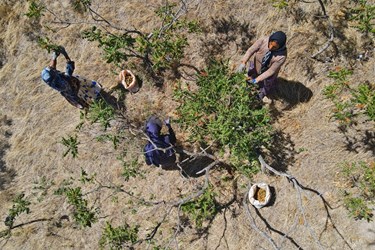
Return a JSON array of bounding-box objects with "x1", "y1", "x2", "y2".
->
[
  {"x1": 120, "y1": 158, "x2": 140, "y2": 181},
  {"x1": 56, "y1": 186, "x2": 97, "y2": 227},
  {"x1": 174, "y1": 60, "x2": 272, "y2": 175},
  {"x1": 181, "y1": 186, "x2": 218, "y2": 228},
  {"x1": 25, "y1": 1, "x2": 45, "y2": 19},
  {"x1": 82, "y1": 3, "x2": 200, "y2": 71},
  {"x1": 341, "y1": 161, "x2": 375, "y2": 221},
  {"x1": 87, "y1": 99, "x2": 115, "y2": 130},
  {"x1": 61, "y1": 134, "x2": 79, "y2": 158},
  {"x1": 4, "y1": 194, "x2": 31, "y2": 229},
  {"x1": 270, "y1": 0, "x2": 288, "y2": 9},
  {"x1": 99, "y1": 222, "x2": 139, "y2": 250},
  {"x1": 82, "y1": 27, "x2": 137, "y2": 66},
  {"x1": 343, "y1": 195, "x2": 373, "y2": 221},
  {"x1": 37, "y1": 37, "x2": 60, "y2": 53},
  {"x1": 323, "y1": 68, "x2": 375, "y2": 125}
]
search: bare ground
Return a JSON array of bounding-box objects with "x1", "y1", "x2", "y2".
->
[{"x1": 0, "y1": 0, "x2": 374, "y2": 249}]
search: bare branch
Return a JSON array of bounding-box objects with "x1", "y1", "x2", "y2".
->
[
  {"x1": 311, "y1": 16, "x2": 334, "y2": 59},
  {"x1": 243, "y1": 187, "x2": 280, "y2": 250},
  {"x1": 258, "y1": 154, "x2": 325, "y2": 249}
]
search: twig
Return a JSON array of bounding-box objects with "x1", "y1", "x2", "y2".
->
[
  {"x1": 214, "y1": 207, "x2": 229, "y2": 250},
  {"x1": 157, "y1": 0, "x2": 190, "y2": 38},
  {"x1": 311, "y1": 17, "x2": 334, "y2": 59},
  {"x1": 258, "y1": 154, "x2": 325, "y2": 249}
]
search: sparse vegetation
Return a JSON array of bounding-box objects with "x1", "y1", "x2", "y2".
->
[
  {"x1": 323, "y1": 67, "x2": 375, "y2": 126},
  {"x1": 181, "y1": 185, "x2": 218, "y2": 229},
  {"x1": 3, "y1": 194, "x2": 31, "y2": 234},
  {"x1": 86, "y1": 99, "x2": 115, "y2": 130},
  {"x1": 349, "y1": 0, "x2": 375, "y2": 35},
  {"x1": 32, "y1": 176, "x2": 55, "y2": 202},
  {"x1": 61, "y1": 134, "x2": 79, "y2": 158},
  {"x1": 340, "y1": 161, "x2": 375, "y2": 221},
  {"x1": 55, "y1": 186, "x2": 98, "y2": 227},
  {"x1": 270, "y1": 0, "x2": 288, "y2": 9},
  {"x1": 99, "y1": 222, "x2": 139, "y2": 250},
  {"x1": 37, "y1": 37, "x2": 60, "y2": 53},
  {"x1": 119, "y1": 157, "x2": 141, "y2": 182},
  {"x1": 25, "y1": 1, "x2": 45, "y2": 19}
]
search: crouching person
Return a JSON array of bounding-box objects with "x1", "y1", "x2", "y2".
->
[{"x1": 144, "y1": 116, "x2": 176, "y2": 168}]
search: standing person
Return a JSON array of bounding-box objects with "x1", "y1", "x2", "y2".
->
[
  {"x1": 237, "y1": 31, "x2": 287, "y2": 102},
  {"x1": 41, "y1": 47, "x2": 84, "y2": 109},
  {"x1": 144, "y1": 116, "x2": 177, "y2": 168}
]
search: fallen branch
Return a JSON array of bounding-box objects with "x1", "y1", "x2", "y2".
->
[
  {"x1": 243, "y1": 186, "x2": 280, "y2": 250},
  {"x1": 311, "y1": 16, "x2": 334, "y2": 59},
  {"x1": 258, "y1": 154, "x2": 325, "y2": 249}
]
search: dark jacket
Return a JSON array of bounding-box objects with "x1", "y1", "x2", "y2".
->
[{"x1": 144, "y1": 120, "x2": 176, "y2": 167}]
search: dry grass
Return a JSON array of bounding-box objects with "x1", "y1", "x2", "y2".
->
[{"x1": 0, "y1": 0, "x2": 374, "y2": 249}]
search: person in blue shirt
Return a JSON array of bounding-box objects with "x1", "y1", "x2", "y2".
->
[
  {"x1": 41, "y1": 47, "x2": 85, "y2": 109},
  {"x1": 144, "y1": 116, "x2": 177, "y2": 167}
]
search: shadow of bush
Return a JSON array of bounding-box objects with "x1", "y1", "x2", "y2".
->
[
  {"x1": 199, "y1": 16, "x2": 255, "y2": 64},
  {"x1": 265, "y1": 130, "x2": 297, "y2": 173}
]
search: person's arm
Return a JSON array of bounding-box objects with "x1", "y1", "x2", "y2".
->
[
  {"x1": 166, "y1": 124, "x2": 176, "y2": 145},
  {"x1": 58, "y1": 47, "x2": 75, "y2": 76},
  {"x1": 164, "y1": 118, "x2": 176, "y2": 145},
  {"x1": 240, "y1": 37, "x2": 264, "y2": 65},
  {"x1": 49, "y1": 51, "x2": 59, "y2": 69},
  {"x1": 255, "y1": 55, "x2": 286, "y2": 82}
]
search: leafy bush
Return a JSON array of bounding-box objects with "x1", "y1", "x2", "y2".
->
[
  {"x1": 99, "y1": 222, "x2": 139, "y2": 250},
  {"x1": 37, "y1": 37, "x2": 60, "y2": 53},
  {"x1": 341, "y1": 161, "x2": 375, "y2": 221},
  {"x1": 174, "y1": 60, "x2": 273, "y2": 174},
  {"x1": 82, "y1": 3, "x2": 200, "y2": 71},
  {"x1": 55, "y1": 186, "x2": 97, "y2": 227},
  {"x1": 82, "y1": 27, "x2": 137, "y2": 66},
  {"x1": 181, "y1": 186, "x2": 218, "y2": 228},
  {"x1": 86, "y1": 99, "x2": 115, "y2": 130}
]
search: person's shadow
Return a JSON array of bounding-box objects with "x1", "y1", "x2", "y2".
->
[{"x1": 270, "y1": 77, "x2": 313, "y2": 111}]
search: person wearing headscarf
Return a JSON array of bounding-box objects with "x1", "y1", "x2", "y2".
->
[
  {"x1": 237, "y1": 31, "x2": 287, "y2": 101},
  {"x1": 144, "y1": 116, "x2": 177, "y2": 167}
]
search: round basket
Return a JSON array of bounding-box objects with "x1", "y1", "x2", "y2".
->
[
  {"x1": 248, "y1": 183, "x2": 271, "y2": 209},
  {"x1": 119, "y1": 69, "x2": 139, "y2": 93}
]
